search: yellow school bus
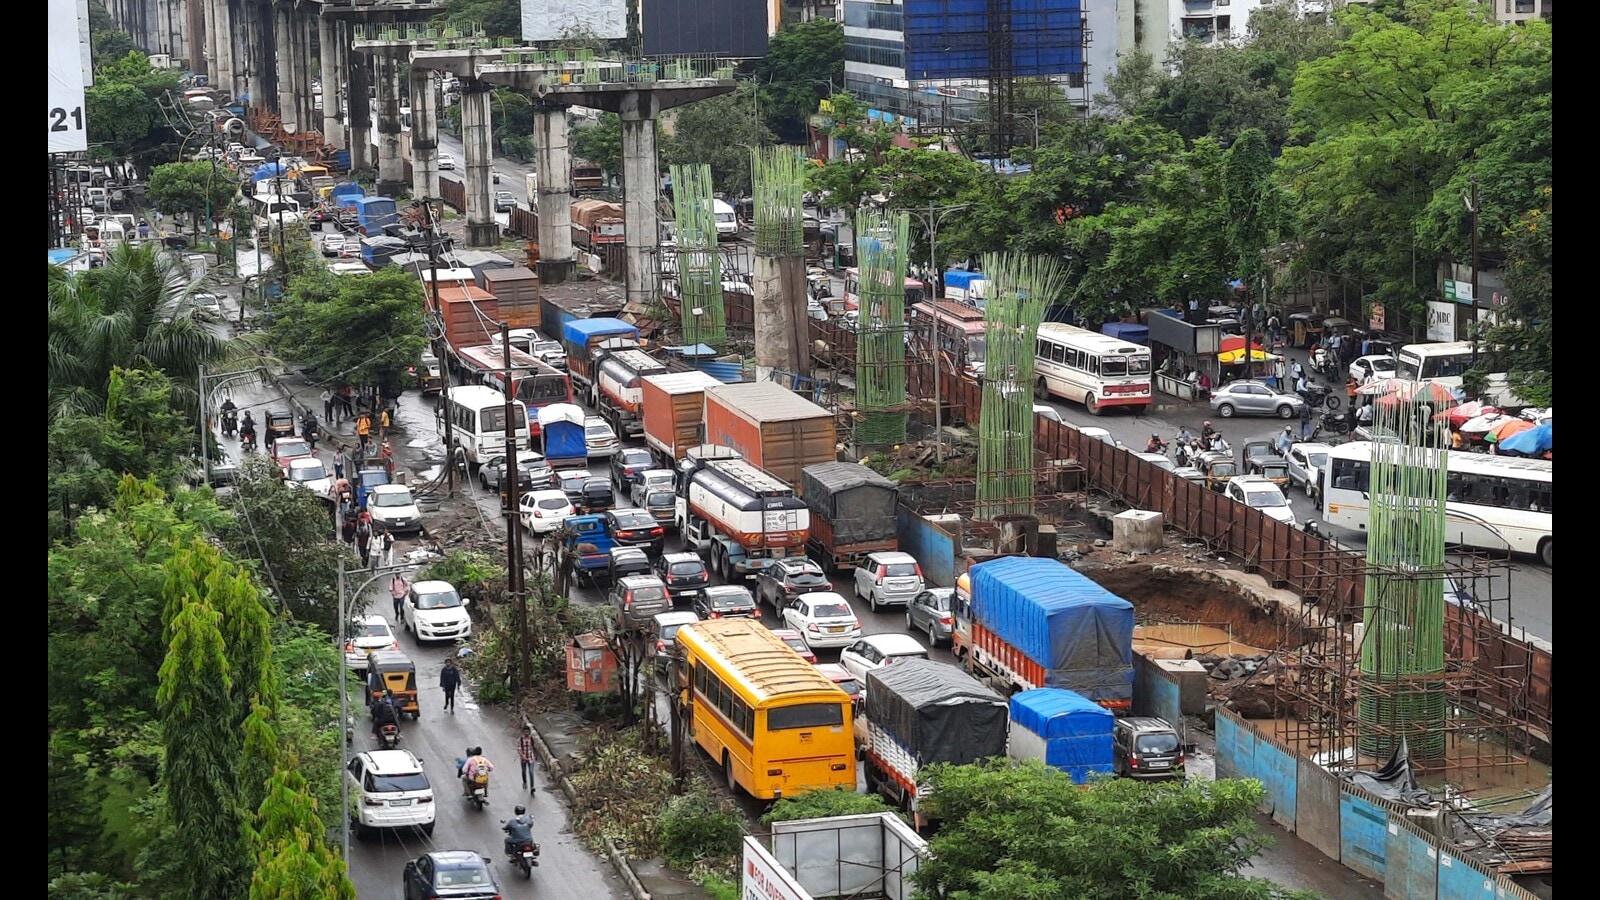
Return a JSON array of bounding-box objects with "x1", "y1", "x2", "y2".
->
[{"x1": 675, "y1": 618, "x2": 856, "y2": 800}]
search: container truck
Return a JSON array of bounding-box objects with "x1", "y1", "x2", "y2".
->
[
  {"x1": 675, "y1": 456, "x2": 810, "y2": 582},
  {"x1": 703, "y1": 382, "x2": 837, "y2": 493},
  {"x1": 570, "y1": 198, "x2": 625, "y2": 251},
  {"x1": 594, "y1": 348, "x2": 667, "y2": 439},
  {"x1": 477, "y1": 265, "x2": 540, "y2": 329},
  {"x1": 800, "y1": 462, "x2": 899, "y2": 574},
  {"x1": 426, "y1": 284, "x2": 501, "y2": 360},
  {"x1": 863, "y1": 658, "x2": 1007, "y2": 828},
  {"x1": 954, "y1": 556, "x2": 1134, "y2": 713},
  {"x1": 560, "y1": 317, "x2": 639, "y2": 398},
  {"x1": 352, "y1": 196, "x2": 398, "y2": 236},
  {"x1": 641, "y1": 371, "x2": 723, "y2": 464},
  {"x1": 1007, "y1": 688, "x2": 1115, "y2": 784},
  {"x1": 537, "y1": 282, "x2": 625, "y2": 351}
]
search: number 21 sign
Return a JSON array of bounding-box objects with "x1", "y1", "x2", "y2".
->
[{"x1": 48, "y1": 0, "x2": 88, "y2": 153}]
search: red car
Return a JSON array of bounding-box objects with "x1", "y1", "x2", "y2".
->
[
  {"x1": 769, "y1": 628, "x2": 818, "y2": 664},
  {"x1": 271, "y1": 436, "x2": 315, "y2": 472}
]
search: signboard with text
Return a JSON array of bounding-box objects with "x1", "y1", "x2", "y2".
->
[
  {"x1": 1426, "y1": 300, "x2": 1456, "y2": 342},
  {"x1": 1444, "y1": 279, "x2": 1474, "y2": 305},
  {"x1": 742, "y1": 836, "x2": 808, "y2": 900},
  {"x1": 48, "y1": 0, "x2": 87, "y2": 153},
  {"x1": 1368, "y1": 303, "x2": 1385, "y2": 332}
]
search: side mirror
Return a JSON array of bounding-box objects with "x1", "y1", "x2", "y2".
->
[{"x1": 461, "y1": 598, "x2": 472, "y2": 606}]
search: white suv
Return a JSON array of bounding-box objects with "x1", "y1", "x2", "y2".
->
[
  {"x1": 404, "y1": 580, "x2": 473, "y2": 644},
  {"x1": 853, "y1": 551, "x2": 925, "y2": 612},
  {"x1": 367, "y1": 483, "x2": 423, "y2": 535},
  {"x1": 346, "y1": 749, "x2": 435, "y2": 837}
]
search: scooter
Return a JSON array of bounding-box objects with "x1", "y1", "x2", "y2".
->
[
  {"x1": 240, "y1": 431, "x2": 258, "y2": 453},
  {"x1": 378, "y1": 723, "x2": 400, "y2": 749},
  {"x1": 221, "y1": 410, "x2": 237, "y2": 438}
]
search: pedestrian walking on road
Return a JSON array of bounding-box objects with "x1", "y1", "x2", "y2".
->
[
  {"x1": 380, "y1": 407, "x2": 392, "y2": 436},
  {"x1": 517, "y1": 724, "x2": 538, "y2": 792},
  {"x1": 1299, "y1": 402, "x2": 1314, "y2": 441},
  {"x1": 356, "y1": 413, "x2": 372, "y2": 453},
  {"x1": 381, "y1": 530, "x2": 396, "y2": 567},
  {"x1": 439, "y1": 657, "x2": 461, "y2": 713},
  {"x1": 333, "y1": 446, "x2": 348, "y2": 480},
  {"x1": 390, "y1": 572, "x2": 409, "y2": 621},
  {"x1": 355, "y1": 518, "x2": 372, "y2": 568},
  {"x1": 322, "y1": 389, "x2": 335, "y2": 422}
]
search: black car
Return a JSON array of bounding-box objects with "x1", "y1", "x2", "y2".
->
[
  {"x1": 579, "y1": 477, "x2": 615, "y2": 513},
  {"x1": 402, "y1": 850, "x2": 501, "y2": 900},
  {"x1": 610, "y1": 448, "x2": 655, "y2": 489},
  {"x1": 557, "y1": 469, "x2": 593, "y2": 504},
  {"x1": 653, "y1": 551, "x2": 709, "y2": 603},
  {"x1": 608, "y1": 546, "x2": 652, "y2": 584},
  {"x1": 479, "y1": 453, "x2": 553, "y2": 494},
  {"x1": 756, "y1": 557, "x2": 830, "y2": 611},
  {"x1": 693, "y1": 585, "x2": 758, "y2": 620},
  {"x1": 605, "y1": 508, "x2": 664, "y2": 555}
]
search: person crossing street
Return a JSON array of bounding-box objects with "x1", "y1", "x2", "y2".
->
[{"x1": 517, "y1": 723, "x2": 539, "y2": 792}]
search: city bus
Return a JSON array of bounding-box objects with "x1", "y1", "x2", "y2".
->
[
  {"x1": 1321, "y1": 442, "x2": 1553, "y2": 567},
  {"x1": 674, "y1": 618, "x2": 856, "y2": 800},
  {"x1": 1032, "y1": 322, "x2": 1153, "y2": 414},
  {"x1": 456, "y1": 344, "x2": 572, "y2": 432},
  {"x1": 841, "y1": 267, "x2": 927, "y2": 313},
  {"x1": 435, "y1": 385, "x2": 531, "y2": 466},
  {"x1": 909, "y1": 298, "x2": 987, "y2": 376},
  {"x1": 1396, "y1": 342, "x2": 1477, "y2": 388}
]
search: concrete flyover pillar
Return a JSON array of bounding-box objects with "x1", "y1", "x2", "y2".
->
[
  {"x1": 296, "y1": 10, "x2": 315, "y2": 132},
  {"x1": 753, "y1": 255, "x2": 809, "y2": 379},
  {"x1": 242, "y1": 0, "x2": 265, "y2": 108},
  {"x1": 275, "y1": 5, "x2": 298, "y2": 129},
  {"x1": 348, "y1": 49, "x2": 372, "y2": 171},
  {"x1": 374, "y1": 51, "x2": 406, "y2": 197},
  {"x1": 618, "y1": 90, "x2": 662, "y2": 311},
  {"x1": 409, "y1": 66, "x2": 440, "y2": 201},
  {"x1": 318, "y1": 13, "x2": 343, "y2": 147},
  {"x1": 459, "y1": 80, "x2": 499, "y2": 247},
  {"x1": 531, "y1": 102, "x2": 575, "y2": 283},
  {"x1": 213, "y1": 0, "x2": 234, "y2": 94}
]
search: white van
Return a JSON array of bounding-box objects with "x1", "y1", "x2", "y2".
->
[{"x1": 713, "y1": 199, "x2": 738, "y2": 240}]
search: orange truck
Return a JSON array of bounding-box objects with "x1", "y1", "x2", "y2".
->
[
  {"x1": 702, "y1": 382, "x2": 837, "y2": 495},
  {"x1": 640, "y1": 371, "x2": 724, "y2": 465}
]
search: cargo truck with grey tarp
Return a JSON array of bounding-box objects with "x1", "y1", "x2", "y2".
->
[{"x1": 800, "y1": 462, "x2": 899, "y2": 574}]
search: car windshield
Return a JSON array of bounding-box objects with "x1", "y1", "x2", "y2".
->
[
  {"x1": 921, "y1": 592, "x2": 951, "y2": 610},
  {"x1": 622, "y1": 451, "x2": 651, "y2": 465},
  {"x1": 537, "y1": 497, "x2": 568, "y2": 510},
  {"x1": 660, "y1": 624, "x2": 685, "y2": 641},
  {"x1": 357, "y1": 622, "x2": 391, "y2": 638},
  {"x1": 883, "y1": 562, "x2": 918, "y2": 577},
  {"x1": 414, "y1": 589, "x2": 462, "y2": 610},
  {"x1": 613, "y1": 512, "x2": 655, "y2": 528},
  {"x1": 1244, "y1": 489, "x2": 1287, "y2": 508},
  {"x1": 835, "y1": 678, "x2": 862, "y2": 697},
  {"x1": 1308, "y1": 453, "x2": 1329, "y2": 468},
  {"x1": 810, "y1": 602, "x2": 851, "y2": 618},
  {"x1": 647, "y1": 491, "x2": 674, "y2": 507},
  {"x1": 291, "y1": 463, "x2": 327, "y2": 481},
  {"x1": 586, "y1": 425, "x2": 613, "y2": 438},
  {"x1": 480, "y1": 406, "x2": 527, "y2": 433},
  {"x1": 369, "y1": 771, "x2": 430, "y2": 792},
  {"x1": 1135, "y1": 732, "x2": 1181, "y2": 754},
  {"x1": 711, "y1": 593, "x2": 752, "y2": 609},
  {"x1": 628, "y1": 585, "x2": 666, "y2": 602},
  {"x1": 435, "y1": 862, "x2": 490, "y2": 887},
  {"x1": 534, "y1": 342, "x2": 561, "y2": 354},
  {"x1": 669, "y1": 561, "x2": 704, "y2": 576},
  {"x1": 373, "y1": 490, "x2": 414, "y2": 508},
  {"x1": 583, "y1": 480, "x2": 612, "y2": 494},
  {"x1": 781, "y1": 635, "x2": 809, "y2": 652},
  {"x1": 560, "y1": 472, "x2": 590, "y2": 487},
  {"x1": 787, "y1": 570, "x2": 828, "y2": 586},
  {"x1": 767, "y1": 702, "x2": 844, "y2": 731},
  {"x1": 276, "y1": 440, "x2": 309, "y2": 456}
]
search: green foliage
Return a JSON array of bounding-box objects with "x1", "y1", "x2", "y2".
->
[
  {"x1": 568, "y1": 728, "x2": 677, "y2": 858},
  {"x1": 657, "y1": 791, "x2": 745, "y2": 871},
  {"x1": 423, "y1": 549, "x2": 503, "y2": 596},
  {"x1": 248, "y1": 769, "x2": 356, "y2": 899},
  {"x1": 663, "y1": 83, "x2": 775, "y2": 198},
  {"x1": 571, "y1": 114, "x2": 623, "y2": 180},
  {"x1": 148, "y1": 161, "x2": 241, "y2": 228},
  {"x1": 47, "y1": 871, "x2": 136, "y2": 900},
  {"x1": 1223, "y1": 129, "x2": 1282, "y2": 296},
  {"x1": 48, "y1": 733, "x2": 106, "y2": 880},
  {"x1": 916, "y1": 759, "x2": 1301, "y2": 900},
  {"x1": 442, "y1": 0, "x2": 520, "y2": 39},
  {"x1": 80, "y1": 48, "x2": 181, "y2": 166},
  {"x1": 88, "y1": 0, "x2": 136, "y2": 63},
  {"x1": 752, "y1": 19, "x2": 844, "y2": 142},
  {"x1": 760, "y1": 787, "x2": 899, "y2": 826},
  {"x1": 268, "y1": 266, "x2": 425, "y2": 394},
  {"x1": 1480, "y1": 192, "x2": 1552, "y2": 406},
  {"x1": 699, "y1": 874, "x2": 739, "y2": 900}
]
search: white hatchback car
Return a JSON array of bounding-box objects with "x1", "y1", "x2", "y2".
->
[
  {"x1": 346, "y1": 749, "x2": 435, "y2": 837},
  {"x1": 286, "y1": 457, "x2": 333, "y2": 497},
  {"x1": 838, "y1": 633, "x2": 930, "y2": 686},
  {"x1": 367, "y1": 483, "x2": 423, "y2": 535},
  {"x1": 1348, "y1": 354, "x2": 1398, "y2": 385},
  {"x1": 781, "y1": 591, "x2": 862, "y2": 651},
  {"x1": 1285, "y1": 442, "x2": 1333, "y2": 499},
  {"x1": 403, "y1": 580, "x2": 473, "y2": 644},
  {"x1": 520, "y1": 489, "x2": 575, "y2": 533},
  {"x1": 343, "y1": 614, "x2": 399, "y2": 670},
  {"x1": 584, "y1": 417, "x2": 620, "y2": 457},
  {"x1": 1225, "y1": 475, "x2": 1297, "y2": 528},
  {"x1": 853, "y1": 551, "x2": 925, "y2": 612}
]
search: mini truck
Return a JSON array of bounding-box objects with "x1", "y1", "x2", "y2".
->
[
  {"x1": 594, "y1": 347, "x2": 667, "y2": 439},
  {"x1": 676, "y1": 456, "x2": 810, "y2": 583},
  {"x1": 956, "y1": 556, "x2": 1135, "y2": 713},
  {"x1": 863, "y1": 658, "x2": 1007, "y2": 828},
  {"x1": 800, "y1": 462, "x2": 900, "y2": 574}
]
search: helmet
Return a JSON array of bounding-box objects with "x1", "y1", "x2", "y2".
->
[
  {"x1": 1203, "y1": 420, "x2": 1212, "y2": 427},
  {"x1": 1152, "y1": 432, "x2": 1160, "y2": 438},
  {"x1": 514, "y1": 804, "x2": 527, "y2": 815}
]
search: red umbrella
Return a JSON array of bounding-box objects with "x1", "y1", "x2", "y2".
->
[
  {"x1": 1439, "y1": 401, "x2": 1499, "y2": 426},
  {"x1": 1219, "y1": 335, "x2": 1267, "y2": 354}
]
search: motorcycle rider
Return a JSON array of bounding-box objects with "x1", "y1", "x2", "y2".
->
[
  {"x1": 1275, "y1": 426, "x2": 1294, "y2": 457},
  {"x1": 1200, "y1": 420, "x2": 1216, "y2": 441},
  {"x1": 239, "y1": 411, "x2": 257, "y2": 451},
  {"x1": 220, "y1": 398, "x2": 238, "y2": 436},
  {"x1": 301, "y1": 412, "x2": 321, "y2": 452},
  {"x1": 503, "y1": 804, "x2": 535, "y2": 858},
  {"x1": 370, "y1": 690, "x2": 400, "y2": 742},
  {"x1": 1210, "y1": 433, "x2": 1231, "y2": 455},
  {"x1": 1145, "y1": 432, "x2": 1166, "y2": 454},
  {"x1": 460, "y1": 746, "x2": 493, "y2": 797}
]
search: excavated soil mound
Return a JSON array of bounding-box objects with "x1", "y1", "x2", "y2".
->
[{"x1": 1081, "y1": 563, "x2": 1299, "y2": 652}]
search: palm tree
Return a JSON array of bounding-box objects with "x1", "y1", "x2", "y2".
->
[{"x1": 47, "y1": 242, "x2": 267, "y2": 424}]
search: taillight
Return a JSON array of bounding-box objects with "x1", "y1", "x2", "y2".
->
[
  {"x1": 416, "y1": 796, "x2": 432, "y2": 803},
  {"x1": 1129, "y1": 755, "x2": 1140, "y2": 769},
  {"x1": 876, "y1": 571, "x2": 885, "y2": 584},
  {"x1": 656, "y1": 640, "x2": 665, "y2": 652},
  {"x1": 363, "y1": 797, "x2": 385, "y2": 807},
  {"x1": 651, "y1": 527, "x2": 663, "y2": 536},
  {"x1": 390, "y1": 640, "x2": 399, "y2": 650},
  {"x1": 710, "y1": 612, "x2": 721, "y2": 619},
  {"x1": 915, "y1": 564, "x2": 924, "y2": 578},
  {"x1": 852, "y1": 619, "x2": 860, "y2": 629}
]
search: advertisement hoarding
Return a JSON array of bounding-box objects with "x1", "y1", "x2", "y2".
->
[
  {"x1": 641, "y1": 0, "x2": 772, "y2": 57},
  {"x1": 1425, "y1": 300, "x2": 1456, "y2": 342},
  {"x1": 48, "y1": 0, "x2": 88, "y2": 153},
  {"x1": 520, "y1": 0, "x2": 627, "y2": 43},
  {"x1": 742, "y1": 836, "x2": 808, "y2": 900}
]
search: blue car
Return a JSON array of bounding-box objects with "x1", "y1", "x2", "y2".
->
[{"x1": 562, "y1": 514, "x2": 616, "y2": 582}]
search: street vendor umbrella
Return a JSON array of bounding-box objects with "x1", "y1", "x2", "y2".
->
[
  {"x1": 1459, "y1": 413, "x2": 1512, "y2": 434},
  {"x1": 1218, "y1": 347, "x2": 1276, "y2": 365},
  {"x1": 1497, "y1": 421, "x2": 1551, "y2": 456},
  {"x1": 1220, "y1": 335, "x2": 1267, "y2": 354},
  {"x1": 1437, "y1": 400, "x2": 1498, "y2": 426},
  {"x1": 1357, "y1": 377, "x2": 1410, "y2": 396},
  {"x1": 1487, "y1": 418, "x2": 1534, "y2": 442},
  {"x1": 1409, "y1": 380, "x2": 1464, "y2": 405}
]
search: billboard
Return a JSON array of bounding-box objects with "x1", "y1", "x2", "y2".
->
[
  {"x1": 903, "y1": 0, "x2": 1084, "y2": 81},
  {"x1": 641, "y1": 0, "x2": 772, "y2": 58},
  {"x1": 521, "y1": 0, "x2": 627, "y2": 43},
  {"x1": 48, "y1": 0, "x2": 88, "y2": 153}
]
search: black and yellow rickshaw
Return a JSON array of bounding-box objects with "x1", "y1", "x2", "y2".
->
[
  {"x1": 366, "y1": 649, "x2": 420, "y2": 719},
  {"x1": 264, "y1": 410, "x2": 297, "y2": 445},
  {"x1": 1197, "y1": 451, "x2": 1238, "y2": 493},
  {"x1": 1288, "y1": 312, "x2": 1325, "y2": 349}
]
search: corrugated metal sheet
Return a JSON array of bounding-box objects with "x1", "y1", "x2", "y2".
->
[
  {"x1": 705, "y1": 381, "x2": 830, "y2": 423},
  {"x1": 562, "y1": 316, "x2": 638, "y2": 344},
  {"x1": 691, "y1": 360, "x2": 745, "y2": 383}
]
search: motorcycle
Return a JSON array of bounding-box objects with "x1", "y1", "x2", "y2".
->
[
  {"x1": 378, "y1": 723, "x2": 400, "y2": 749},
  {"x1": 221, "y1": 409, "x2": 238, "y2": 438},
  {"x1": 502, "y1": 830, "x2": 540, "y2": 877},
  {"x1": 240, "y1": 431, "x2": 258, "y2": 453},
  {"x1": 1298, "y1": 384, "x2": 1343, "y2": 412},
  {"x1": 1320, "y1": 411, "x2": 1350, "y2": 435}
]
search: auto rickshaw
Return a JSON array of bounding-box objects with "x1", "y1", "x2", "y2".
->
[
  {"x1": 1288, "y1": 312, "x2": 1325, "y2": 349},
  {"x1": 1197, "y1": 451, "x2": 1237, "y2": 493},
  {"x1": 264, "y1": 410, "x2": 297, "y2": 445},
  {"x1": 1246, "y1": 457, "x2": 1291, "y2": 490},
  {"x1": 366, "y1": 649, "x2": 420, "y2": 719}
]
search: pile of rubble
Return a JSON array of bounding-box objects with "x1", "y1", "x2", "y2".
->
[{"x1": 1196, "y1": 652, "x2": 1290, "y2": 719}]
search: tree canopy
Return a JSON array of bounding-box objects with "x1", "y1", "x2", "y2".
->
[
  {"x1": 269, "y1": 266, "x2": 426, "y2": 395},
  {"x1": 663, "y1": 82, "x2": 774, "y2": 198},
  {"x1": 148, "y1": 161, "x2": 242, "y2": 230},
  {"x1": 751, "y1": 18, "x2": 844, "y2": 142}
]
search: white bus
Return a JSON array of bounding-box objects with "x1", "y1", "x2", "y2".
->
[
  {"x1": 1321, "y1": 442, "x2": 1552, "y2": 567},
  {"x1": 1032, "y1": 322, "x2": 1153, "y2": 414},
  {"x1": 436, "y1": 385, "x2": 531, "y2": 466},
  {"x1": 1396, "y1": 341, "x2": 1477, "y2": 388}
]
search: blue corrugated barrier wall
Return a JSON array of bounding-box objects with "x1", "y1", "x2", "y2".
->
[
  {"x1": 895, "y1": 506, "x2": 955, "y2": 587},
  {"x1": 1340, "y1": 790, "x2": 1389, "y2": 881},
  {"x1": 1384, "y1": 816, "x2": 1439, "y2": 900},
  {"x1": 1253, "y1": 736, "x2": 1298, "y2": 831}
]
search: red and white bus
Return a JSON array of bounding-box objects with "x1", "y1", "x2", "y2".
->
[
  {"x1": 454, "y1": 343, "x2": 573, "y2": 434},
  {"x1": 841, "y1": 267, "x2": 927, "y2": 313},
  {"x1": 1033, "y1": 323, "x2": 1152, "y2": 414},
  {"x1": 909, "y1": 299, "x2": 987, "y2": 376}
]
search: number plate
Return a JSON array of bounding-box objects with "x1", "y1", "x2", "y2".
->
[
  {"x1": 1147, "y1": 760, "x2": 1170, "y2": 769},
  {"x1": 389, "y1": 798, "x2": 413, "y2": 806},
  {"x1": 827, "y1": 626, "x2": 846, "y2": 633}
]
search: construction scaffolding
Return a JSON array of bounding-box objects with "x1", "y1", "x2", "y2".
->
[
  {"x1": 974, "y1": 253, "x2": 1064, "y2": 520},
  {"x1": 668, "y1": 163, "x2": 725, "y2": 348},
  {"x1": 853, "y1": 210, "x2": 911, "y2": 448},
  {"x1": 750, "y1": 150, "x2": 806, "y2": 258}
]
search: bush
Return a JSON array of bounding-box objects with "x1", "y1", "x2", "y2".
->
[
  {"x1": 568, "y1": 728, "x2": 676, "y2": 857},
  {"x1": 658, "y1": 791, "x2": 744, "y2": 871},
  {"x1": 422, "y1": 550, "x2": 502, "y2": 596},
  {"x1": 699, "y1": 873, "x2": 739, "y2": 900},
  {"x1": 760, "y1": 788, "x2": 900, "y2": 826}
]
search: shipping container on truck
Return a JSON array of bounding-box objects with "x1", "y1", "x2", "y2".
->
[
  {"x1": 477, "y1": 265, "x2": 540, "y2": 329},
  {"x1": 675, "y1": 456, "x2": 809, "y2": 583},
  {"x1": 537, "y1": 282, "x2": 625, "y2": 344},
  {"x1": 1007, "y1": 688, "x2": 1115, "y2": 784},
  {"x1": 800, "y1": 462, "x2": 899, "y2": 574},
  {"x1": 560, "y1": 316, "x2": 640, "y2": 397},
  {"x1": 863, "y1": 658, "x2": 1007, "y2": 828},
  {"x1": 595, "y1": 348, "x2": 667, "y2": 439},
  {"x1": 426, "y1": 284, "x2": 501, "y2": 362},
  {"x1": 640, "y1": 371, "x2": 723, "y2": 465},
  {"x1": 703, "y1": 382, "x2": 837, "y2": 493},
  {"x1": 953, "y1": 556, "x2": 1135, "y2": 713}
]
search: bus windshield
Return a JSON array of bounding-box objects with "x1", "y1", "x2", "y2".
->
[
  {"x1": 480, "y1": 406, "x2": 528, "y2": 433},
  {"x1": 966, "y1": 336, "x2": 987, "y2": 364}
]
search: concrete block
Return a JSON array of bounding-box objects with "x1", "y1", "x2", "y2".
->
[
  {"x1": 1111, "y1": 509, "x2": 1164, "y2": 554},
  {"x1": 1158, "y1": 658, "x2": 1209, "y2": 716}
]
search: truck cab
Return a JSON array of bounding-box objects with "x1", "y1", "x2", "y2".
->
[{"x1": 562, "y1": 514, "x2": 616, "y2": 582}]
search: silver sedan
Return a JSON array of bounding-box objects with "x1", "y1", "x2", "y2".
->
[
  {"x1": 906, "y1": 587, "x2": 955, "y2": 647},
  {"x1": 1209, "y1": 380, "x2": 1306, "y2": 419}
]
